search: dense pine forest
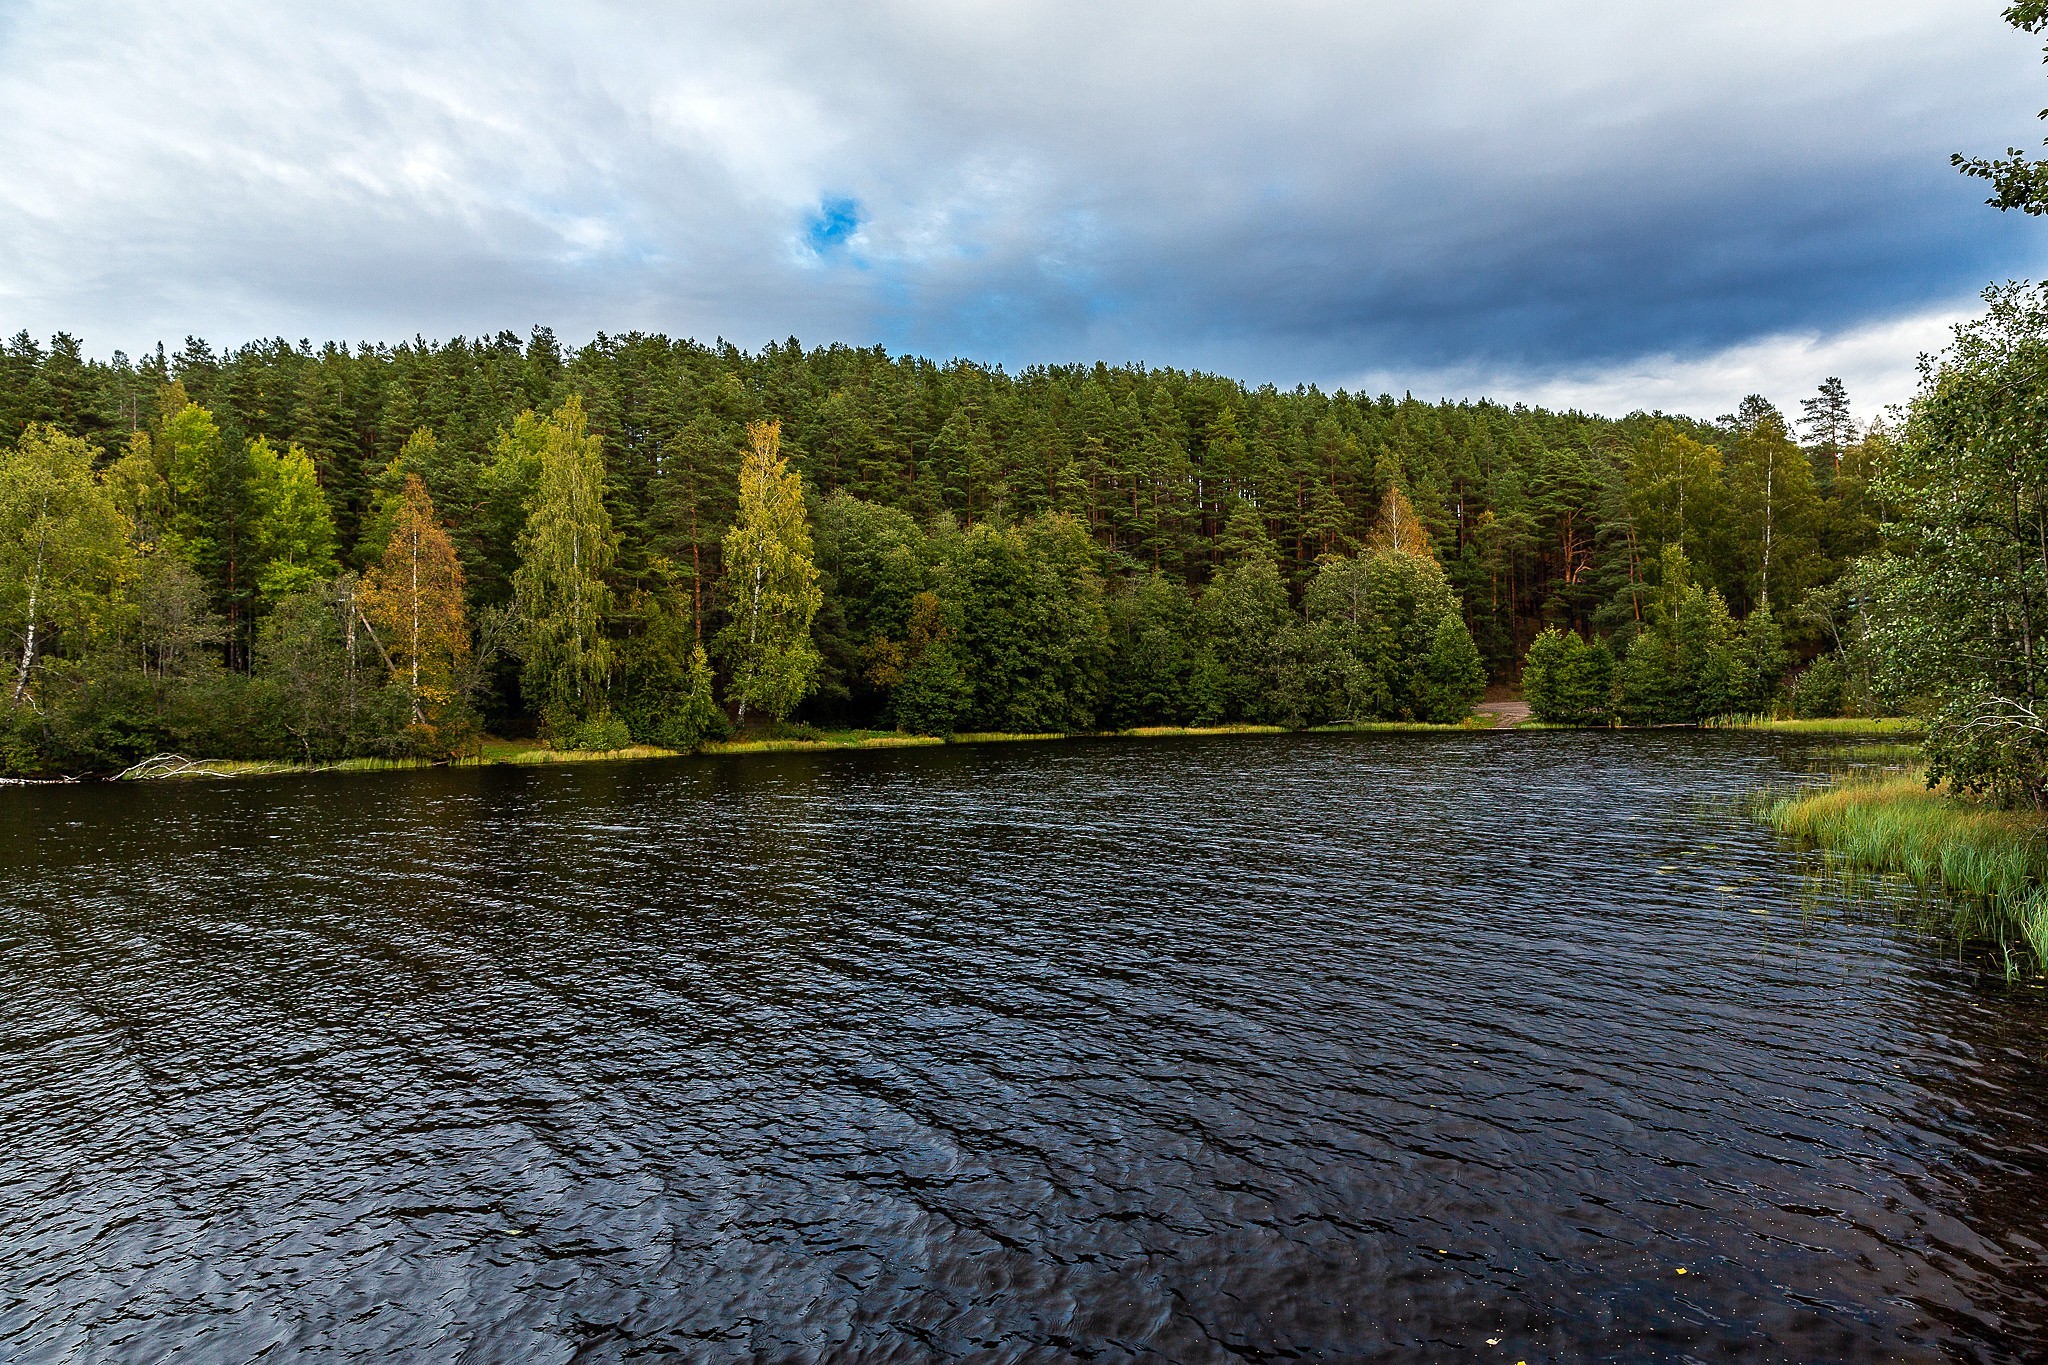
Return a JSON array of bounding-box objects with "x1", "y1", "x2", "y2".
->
[{"x1": 0, "y1": 325, "x2": 1888, "y2": 774}]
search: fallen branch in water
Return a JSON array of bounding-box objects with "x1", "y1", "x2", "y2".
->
[{"x1": 112, "y1": 753, "x2": 308, "y2": 781}]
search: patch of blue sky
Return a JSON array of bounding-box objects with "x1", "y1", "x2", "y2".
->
[{"x1": 806, "y1": 198, "x2": 863, "y2": 254}]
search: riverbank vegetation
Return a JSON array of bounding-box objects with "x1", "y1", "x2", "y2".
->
[
  {"x1": 12, "y1": 324, "x2": 1810, "y2": 777},
  {"x1": 1763, "y1": 772, "x2": 2048, "y2": 972},
  {"x1": 1, "y1": 314, "x2": 1896, "y2": 777}
]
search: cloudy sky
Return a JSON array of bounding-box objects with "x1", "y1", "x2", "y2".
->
[{"x1": 1, "y1": 1, "x2": 2042, "y2": 418}]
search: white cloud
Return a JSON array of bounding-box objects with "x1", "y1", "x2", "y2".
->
[{"x1": 1366, "y1": 301, "x2": 1976, "y2": 421}]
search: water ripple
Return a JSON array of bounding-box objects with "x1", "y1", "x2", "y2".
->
[{"x1": 4, "y1": 731, "x2": 2047, "y2": 1362}]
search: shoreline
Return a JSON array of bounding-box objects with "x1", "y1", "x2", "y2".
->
[
  {"x1": 3, "y1": 714, "x2": 1921, "y2": 787},
  {"x1": 1761, "y1": 770, "x2": 2048, "y2": 974}
]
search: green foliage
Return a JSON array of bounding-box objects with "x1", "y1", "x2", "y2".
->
[
  {"x1": 1790, "y1": 653, "x2": 1851, "y2": 719},
  {"x1": 0, "y1": 322, "x2": 1898, "y2": 768},
  {"x1": 1860, "y1": 283, "x2": 2048, "y2": 806},
  {"x1": 1, "y1": 424, "x2": 133, "y2": 705},
  {"x1": 568, "y1": 712, "x2": 633, "y2": 753},
  {"x1": 513, "y1": 396, "x2": 617, "y2": 734},
  {"x1": 617, "y1": 592, "x2": 726, "y2": 751},
  {"x1": 809, "y1": 492, "x2": 927, "y2": 720},
  {"x1": 1611, "y1": 548, "x2": 1780, "y2": 725},
  {"x1": 1102, "y1": 573, "x2": 1199, "y2": 729},
  {"x1": 715, "y1": 422, "x2": 823, "y2": 723},
  {"x1": 1522, "y1": 626, "x2": 1615, "y2": 725},
  {"x1": 248, "y1": 438, "x2": 339, "y2": 601},
  {"x1": 887, "y1": 591, "x2": 972, "y2": 736},
  {"x1": 1302, "y1": 547, "x2": 1479, "y2": 723},
  {"x1": 1724, "y1": 398, "x2": 1825, "y2": 615},
  {"x1": 1193, "y1": 553, "x2": 1293, "y2": 725},
  {"x1": 946, "y1": 515, "x2": 1109, "y2": 733},
  {"x1": 1419, "y1": 613, "x2": 1488, "y2": 723},
  {"x1": 254, "y1": 580, "x2": 414, "y2": 760}
]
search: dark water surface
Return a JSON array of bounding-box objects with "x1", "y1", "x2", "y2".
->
[{"x1": 5, "y1": 732, "x2": 2048, "y2": 1362}]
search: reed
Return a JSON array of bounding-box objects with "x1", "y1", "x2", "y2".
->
[
  {"x1": 501, "y1": 743, "x2": 683, "y2": 764},
  {"x1": 701, "y1": 733, "x2": 942, "y2": 755},
  {"x1": 1811, "y1": 743, "x2": 1923, "y2": 763},
  {"x1": 1761, "y1": 770, "x2": 2048, "y2": 970},
  {"x1": 1113, "y1": 724, "x2": 1288, "y2": 738},
  {"x1": 1310, "y1": 720, "x2": 1479, "y2": 733},
  {"x1": 1708, "y1": 716, "x2": 1922, "y2": 735}
]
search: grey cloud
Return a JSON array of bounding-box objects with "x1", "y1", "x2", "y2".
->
[{"x1": 0, "y1": 0, "x2": 2039, "y2": 402}]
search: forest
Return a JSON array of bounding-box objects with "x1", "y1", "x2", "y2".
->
[{"x1": 0, "y1": 321, "x2": 1922, "y2": 777}]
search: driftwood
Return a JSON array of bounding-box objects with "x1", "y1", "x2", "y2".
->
[{"x1": 112, "y1": 753, "x2": 309, "y2": 781}]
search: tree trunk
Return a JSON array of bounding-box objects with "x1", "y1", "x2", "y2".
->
[
  {"x1": 409, "y1": 526, "x2": 423, "y2": 723},
  {"x1": 10, "y1": 497, "x2": 48, "y2": 705},
  {"x1": 736, "y1": 557, "x2": 764, "y2": 724}
]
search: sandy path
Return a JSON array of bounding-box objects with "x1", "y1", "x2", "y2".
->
[{"x1": 1473, "y1": 700, "x2": 1531, "y2": 729}]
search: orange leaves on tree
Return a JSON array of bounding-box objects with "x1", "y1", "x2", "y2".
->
[
  {"x1": 361, "y1": 474, "x2": 469, "y2": 729},
  {"x1": 1367, "y1": 486, "x2": 1437, "y2": 562}
]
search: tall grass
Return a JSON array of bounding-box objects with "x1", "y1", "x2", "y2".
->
[
  {"x1": 1113, "y1": 724, "x2": 1288, "y2": 738},
  {"x1": 1761, "y1": 771, "x2": 2048, "y2": 971},
  {"x1": 1709, "y1": 716, "x2": 1923, "y2": 735},
  {"x1": 1310, "y1": 719, "x2": 1483, "y2": 734},
  {"x1": 501, "y1": 743, "x2": 683, "y2": 764},
  {"x1": 701, "y1": 733, "x2": 942, "y2": 755}
]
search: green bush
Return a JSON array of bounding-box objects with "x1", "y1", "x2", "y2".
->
[
  {"x1": 1790, "y1": 653, "x2": 1849, "y2": 718},
  {"x1": 1522, "y1": 626, "x2": 1614, "y2": 725},
  {"x1": 568, "y1": 713, "x2": 633, "y2": 752}
]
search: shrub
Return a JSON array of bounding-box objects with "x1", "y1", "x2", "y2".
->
[{"x1": 1522, "y1": 626, "x2": 1614, "y2": 725}]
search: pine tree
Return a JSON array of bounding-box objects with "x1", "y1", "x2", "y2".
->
[{"x1": 1799, "y1": 377, "x2": 1854, "y2": 483}]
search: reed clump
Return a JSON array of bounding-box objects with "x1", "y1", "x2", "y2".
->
[
  {"x1": 702, "y1": 732, "x2": 942, "y2": 755},
  {"x1": 1114, "y1": 724, "x2": 1288, "y2": 738},
  {"x1": 1709, "y1": 716, "x2": 1922, "y2": 735},
  {"x1": 1762, "y1": 770, "x2": 2048, "y2": 970}
]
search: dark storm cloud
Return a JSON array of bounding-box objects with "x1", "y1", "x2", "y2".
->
[{"x1": 0, "y1": 0, "x2": 2039, "y2": 411}]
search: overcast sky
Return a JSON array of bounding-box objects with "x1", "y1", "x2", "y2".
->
[{"x1": 1, "y1": 0, "x2": 2042, "y2": 419}]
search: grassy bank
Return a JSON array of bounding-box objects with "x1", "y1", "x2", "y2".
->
[
  {"x1": 1709, "y1": 716, "x2": 1923, "y2": 736},
  {"x1": 96, "y1": 722, "x2": 1297, "y2": 782},
  {"x1": 1761, "y1": 771, "x2": 2048, "y2": 971},
  {"x1": 1313, "y1": 719, "x2": 1492, "y2": 733},
  {"x1": 80, "y1": 711, "x2": 1820, "y2": 787}
]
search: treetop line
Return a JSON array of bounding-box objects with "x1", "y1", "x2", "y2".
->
[{"x1": 0, "y1": 325, "x2": 1882, "y2": 773}]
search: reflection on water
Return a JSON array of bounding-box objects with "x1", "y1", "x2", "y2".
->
[{"x1": 3, "y1": 731, "x2": 2045, "y2": 1362}]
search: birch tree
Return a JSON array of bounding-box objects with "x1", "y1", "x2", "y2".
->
[
  {"x1": 1, "y1": 425, "x2": 132, "y2": 704},
  {"x1": 1725, "y1": 396, "x2": 1822, "y2": 615},
  {"x1": 715, "y1": 421, "x2": 822, "y2": 723},
  {"x1": 513, "y1": 396, "x2": 615, "y2": 732},
  {"x1": 361, "y1": 474, "x2": 468, "y2": 726}
]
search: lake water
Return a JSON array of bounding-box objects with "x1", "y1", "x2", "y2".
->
[{"x1": 4, "y1": 732, "x2": 2046, "y2": 1362}]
